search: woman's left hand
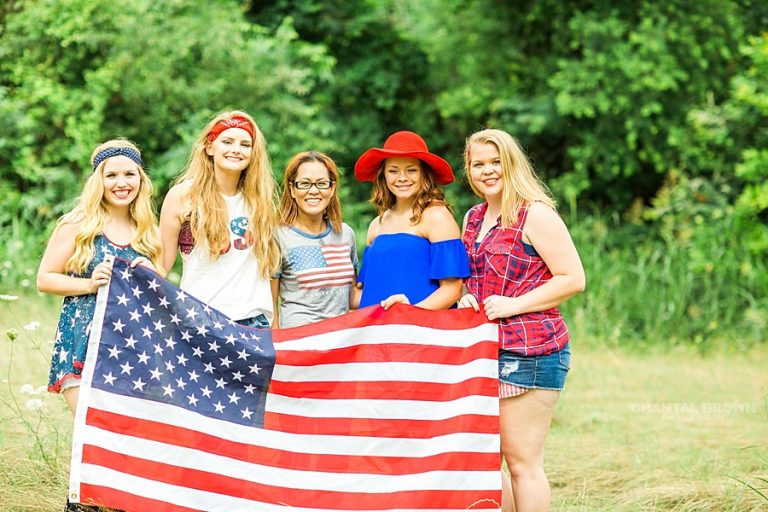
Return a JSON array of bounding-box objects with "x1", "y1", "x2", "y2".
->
[
  {"x1": 130, "y1": 257, "x2": 155, "y2": 271},
  {"x1": 381, "y1": 294, "x2": 410, "y2": 310},
  {"x1": 483, "y1": 295, "x2": 518, "y2": 320}
]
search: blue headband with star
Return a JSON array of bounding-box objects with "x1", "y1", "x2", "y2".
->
[{"x1": 92, "y1": 147, "x2": 143, "y2": 172}]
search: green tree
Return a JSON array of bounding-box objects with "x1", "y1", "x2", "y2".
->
[{"x1": 0, "y1": 0, "x2": 333, "y2": 235}]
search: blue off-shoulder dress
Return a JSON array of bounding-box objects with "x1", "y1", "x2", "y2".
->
[{"x1": 358, "y1": 233, "x2": 470, "y2": 308}]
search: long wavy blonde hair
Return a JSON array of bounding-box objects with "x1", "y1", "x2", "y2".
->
[
  {"x1": 370, "y1": 160, "x2": 450, "y2": 225},
  {"x1": 62, "y1": 139, "x2": 163, "y2": 274},
  {"x1": 464, "y1": 129, "x2": 555, "y2": 227},
  {"x1": 176, "y1": 110, "x2": 280, "y2": 278},
  {"x1": 278, "y1": 151, "x2": 343, "y2": 232}
]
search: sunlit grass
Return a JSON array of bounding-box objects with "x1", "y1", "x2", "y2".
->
[{"x1": 549, "y1": 346, "x2": 768, "y2": 510}]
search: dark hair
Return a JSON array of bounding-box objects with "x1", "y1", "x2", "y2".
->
[{"x1": 279, "y1": 151, "x2": 343, "y2": 232}]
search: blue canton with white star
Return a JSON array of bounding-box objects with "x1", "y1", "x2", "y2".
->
[
  {"x1": 90, "y1": 258, "x2": 275, "y2": 427},
  {"x1": 287, "y1": 246, "x2": 328, "y2": 271}
]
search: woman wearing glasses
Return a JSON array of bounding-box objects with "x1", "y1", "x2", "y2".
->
[{"x1": 274, "y1": 151, "x2": 358, "y2": 328}]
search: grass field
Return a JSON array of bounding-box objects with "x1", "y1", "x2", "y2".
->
[{"x1": 0, "y1": 295, "x2": 766, "y2": 511}]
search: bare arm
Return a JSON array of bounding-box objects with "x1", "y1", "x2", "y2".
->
[
  {"x1": 36, "y1": 221, "x2": 108, "y2": 296},
  {"x1": 418, "y1": 206, "x2": 464, "y2": 309},
  {"x1": 270, "y1": 278, "x2": 280, "y2": 328},
  {"x1": 348, "y1": 271, "x2": 360, "y2": 310},
  {"x1": 159, "y1": 183, "x2": 187, "y2": 275},
  {"x1": 483, "y1": 202, "x2": 585, "y2": 320},
  {"x1": 456, "y1": 209, "x2": 480, "y2": 311},
  {"x1": 355, "y1": 216, "x2": 381, "y2": 307}
]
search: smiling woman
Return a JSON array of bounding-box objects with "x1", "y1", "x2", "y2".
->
[
  {"x1": 36, "y1": 138, "x2": 163, "y2": 414},
  {"x1": 159, "y1": 111, "x2": 280, "y2": 328},
  {"x1": 352, "y1": 131, "x2": 469, "y2": 311},
  {"x1": 275, "y1": 151, "x2": 358, "y2": 328}
]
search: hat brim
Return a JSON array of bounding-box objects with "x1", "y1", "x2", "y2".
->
[{"x1": 354, "y1": 149, "x2": 454, "y2": 185}]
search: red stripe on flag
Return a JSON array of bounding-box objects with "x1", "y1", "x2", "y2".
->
[
  {"x1": 268, "y1": 377, "x2": 498, "y2": 401},
  {"x1": 78, "y1": 483, "x2": 201, "y2": 512},
  {"x1": 276, "y1": 340, "x2": 499, "y2": 366},
  {"x1": 85, "y1": 408, "x2": 499, "y2": 474},
  {"x1": 274, "y1": 305, "x2": 495, "y2": 340},
  {"x1": 263, "y1": 411, "x2": 499, "y2": 437},
  {"x1": 82, "y1": 445, "x2": 501, "y2": 510}
]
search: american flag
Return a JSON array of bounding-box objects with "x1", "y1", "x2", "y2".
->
[
  {"x1": 288, "y1": 243, "x2": 355, "y2": 290},
  {"x1": 70, "y1": 258, "x2": 501, "y2": 511}
]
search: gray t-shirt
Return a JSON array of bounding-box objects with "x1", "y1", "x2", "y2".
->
[{"x1": 276, "y1": 223, "x2": 358, "y2": 328}]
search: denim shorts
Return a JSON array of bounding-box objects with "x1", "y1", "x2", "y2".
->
[
  {"x1": 498, "y1": 344, "x2": 570, "y2": 391},
  {"x1": 236, "y1": 314, "x2": 270, "y2": 329}
]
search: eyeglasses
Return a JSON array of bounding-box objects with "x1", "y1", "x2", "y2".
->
[{"x1": 292, "y1": 179, "x2": 334, "y2": 190}]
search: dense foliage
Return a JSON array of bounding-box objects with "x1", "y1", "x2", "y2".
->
[{"x1": 1, "y1": 0, "x2": 766, "y2": 347}]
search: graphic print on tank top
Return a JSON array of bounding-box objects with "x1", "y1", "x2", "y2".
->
[{"x1": 180, "y1": 216, "x2": 254, "y2": 255}]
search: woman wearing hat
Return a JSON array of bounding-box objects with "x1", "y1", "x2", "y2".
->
[
  {"x1": 353, "y1": 131, "x2": 469, "y2": 310},
  {"x1": 459, "y1": 129, "x2": 585, "y2": 511}
]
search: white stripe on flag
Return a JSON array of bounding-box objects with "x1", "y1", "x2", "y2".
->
[
  {"x1": 80, "y1": 465, "x2": 499, "y2": 512},
  {"x1": 81, "y1": 427, "x2": 500, "y2": 492},
  {"x1": 275, "y1": 323, "x2": 498, "y2": 351},
  {"x1": 87, "y1": 389, "x2": 498, "y2": 456},
  {"x1": 264, "y1": 394, "x2": 499, "y2": 420},
  {"x1": 271, "y1": 358, "x2": 498, "y2": 383}
]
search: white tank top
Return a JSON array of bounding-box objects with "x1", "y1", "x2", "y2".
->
[{"x1": 179, "y1": 192, "x2": 273, "y2": 322}]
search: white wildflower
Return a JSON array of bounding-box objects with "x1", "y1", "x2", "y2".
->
[
  {"x1": 20, "y1": 384, "x2": 35, "y2": 395},
  {"x1": 35, "y1": 385, "x2": 47, "y2": 395},
  {"x1": 0, "y1": 294, "x2": 19, "y2": 301},
  {"x1": 20, "y1": 279, "x2": 30, "y2": 288},
  {"x1": 25, "y1": 399, "x2": 44, "y2": 412},
  {"x1": 24, "y1": 321, "x2": 40, "y2": 332}
]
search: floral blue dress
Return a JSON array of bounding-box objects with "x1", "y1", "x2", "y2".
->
[{"x1": 47, "y1": 235, "x2": 145, "y2": 392}]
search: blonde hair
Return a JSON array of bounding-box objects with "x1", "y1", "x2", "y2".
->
[
  {"x1": 370, "y1": 160, "x2": 449, "y2": 225},
  {"x1": 464, "y1": 129, "x2": 555, "y2": 227},
  {"x1": 176, "y1": 110, "x2": 280, "y2": 278},
  {"x1": 62, "y1": 139, "x2": 163, "y2": 274},
  {"x1": 279, "y1": 151, "x2": 343, "y2": 232}
]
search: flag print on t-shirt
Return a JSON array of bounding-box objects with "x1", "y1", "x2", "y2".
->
[{"x1": 287, "y1": 243, "x2": 355, "y2": 290}]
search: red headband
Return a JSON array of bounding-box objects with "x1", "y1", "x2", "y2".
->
[{"x1": 206, "y1": 116, "x2": 255, "y2": 142}]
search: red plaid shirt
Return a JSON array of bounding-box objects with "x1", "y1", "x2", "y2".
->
[{"x1": 463, "y1": 202, "x2": 569, "y2": 356}]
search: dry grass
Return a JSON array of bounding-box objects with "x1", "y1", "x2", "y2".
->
[
  {"x1": 1, "y1": 295, "x2": 766, "y2": 511},
  {"x1": 548, "y1": 345, "x2": 768, "y2": 511}
]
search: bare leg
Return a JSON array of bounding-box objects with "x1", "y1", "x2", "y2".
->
[
  {"x1": 62, "y1": 386, "x2": 80, "y2": 415},
  {"x1": 501, "y1": 466, "x2": 515, "y2": 512},
  {"x1": 500, "y1": 389, "x2": 560, "y2": 512}
]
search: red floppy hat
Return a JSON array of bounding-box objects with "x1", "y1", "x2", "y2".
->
[{"x1": 354, "y1": 131, "x2": 454, "y2": 184}]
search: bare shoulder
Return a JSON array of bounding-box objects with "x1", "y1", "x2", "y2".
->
[
  {"x1": 40, "y1": 216, "x2": 83, "y2": 268},
  {"x1": 422, "y1": 204, "x2": 456, "y2": 223},
  {"x1": 52, "y1": 215, "x2": 85, "y2": 241},
  {"x1": 526, "y1": 202, "x2": 564, "y2": 227},
  {"x1": 164, "y1": 180, "x2": 191, "y2": 204},
  {"x1": 161, "y1": 181, "x2": 191, "y2": 220},
  {"x1": 423, "y1": 204, "x2": 460, "y2": 241},
  {"x1": 366, "y1": 215, "x2": 382, "y2": 245},
  {"x1": 524, "y1": 202, "x2": 569, "y2": 244}
]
